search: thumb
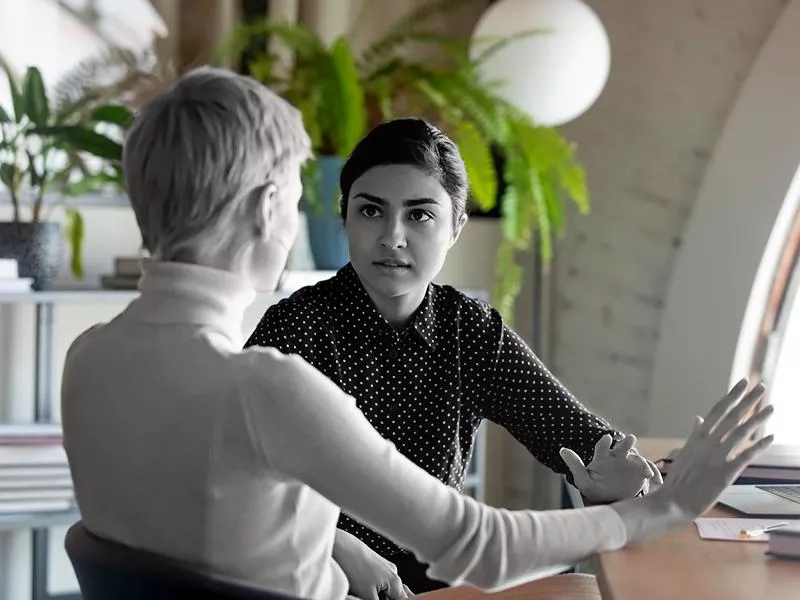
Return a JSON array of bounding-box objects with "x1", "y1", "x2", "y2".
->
[
  {"x1": 386, "y1": 575, "x2": 407, "y2": 599},
  {"x1": 560, "y1": 447, "x2": 590, "y2": 487}
]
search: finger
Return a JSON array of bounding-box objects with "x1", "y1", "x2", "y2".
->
[
  {"x1": 592, "y1": 434, "x2": 614, "y2": 462},
  {"x1": 613, "y1": 434, "x2": 636, "y2": 457},
  {"x1": 680, "y1": 415, "x2": 705, "y2": 450},
  {"x1": 647, "y1": 460, "x2": 664, "y2": 485},
  {"x1": 560, "y1": 448, "x2": 591, "y2": 488},
  {"x1": 626, "y1": 452, "x2": 654, "y2": 478},
  {"x1": 730, "y1": 434, "x2": 774, "y2": 473},
  {"x1": 722, "y1": 404, "x2": 774, "y2": 457},
  {"x1": 711, "y1": 382, "x2": 766, "y2": 440},
  {"x1": 702, "y1": 378, "x2": 749, "y2": 433},
  {"x1": 386, "y1": 575, "x2": 406, "y2": 599}
]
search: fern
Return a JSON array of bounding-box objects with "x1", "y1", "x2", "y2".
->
[
  {"x1": 327, "y1": 37, "x2": 367, "y2": 156},
  {"x1": 358, "y1": 0, "x2": 482, "y2": 69},
  {"x1": 493, "y1": 240, "x2": 524, "y2": 322},
  {"x1": 452, "y1": 120, "x2": 496, "y2": 212},
  {"x1": 217, "y1": 19, "x2": 324, "y2": 65},
  {"x1": 471, "y1": 28, "x2": 552, "y2": 66},
  {"x1": 51, "y1": 46, "x2": 165, "y2": 119},
  {"x1": 212, "y1": 0, "x2": 594, "y2": 321}
]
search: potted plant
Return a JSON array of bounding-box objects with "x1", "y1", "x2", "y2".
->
[
  {"x1": 220, "y1": 0, "x2": 589, "y2": 321},
  {"x1": 0, "y1": 64, "x2": 132, "y2": 289}
]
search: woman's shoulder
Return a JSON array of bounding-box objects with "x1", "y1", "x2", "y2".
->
[
  {"x1": 430, "y1": 283, "x2": 499, "y2": 323},
  {"x1": 233, "y1": 346, "x2": 354, "y2": 420},
  {"x1": 267, "y1": 275, "x2": 340, "y2": 323}
]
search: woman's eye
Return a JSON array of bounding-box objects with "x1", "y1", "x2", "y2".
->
[
  {"x1": 409, "y1": 209, "x2": 432, "y2": 222},
  {"x1": 360, "y1": 205, "x2": 380, "y2": 218}
]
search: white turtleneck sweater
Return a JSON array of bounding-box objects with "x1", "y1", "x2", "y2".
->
[{"x1": 61, "y1": 259, "x2": 629, "y2": 600}]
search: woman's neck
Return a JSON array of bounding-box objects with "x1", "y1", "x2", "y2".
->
[{"x1": 361, "y1": 281, "x2": 428, "y2": 329}]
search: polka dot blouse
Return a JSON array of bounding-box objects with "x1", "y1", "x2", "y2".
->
[{"x1": 244, "y1": 264, "x2": 621, "y2": 559}]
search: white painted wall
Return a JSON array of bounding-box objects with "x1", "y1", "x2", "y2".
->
[{"x1": 649, "y1": 0, "x2": 800, "y2": 435}]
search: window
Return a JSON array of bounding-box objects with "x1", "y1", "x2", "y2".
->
[
  {"x1": 0, "y1": 0, "x2": 165, "y2": 115},
  {"x1": 749, "y1": 205, "x2": 800, "y2": 444}
]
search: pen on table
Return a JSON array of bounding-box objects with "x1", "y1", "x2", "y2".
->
[{"x1": 739, "y1": 522, "x2": 789, "y2": 538}]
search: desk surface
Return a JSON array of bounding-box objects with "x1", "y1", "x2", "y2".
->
[{"x1": 596, "y1": 437, "x2": 800, "y2": 600}]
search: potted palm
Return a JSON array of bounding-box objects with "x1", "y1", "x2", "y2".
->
[
  {"x1": 0, "y1": 65, "x2": 131, "y2": 288},
  {"x1": 218, "y1": 0, "x2": 590, "y2": 321}
]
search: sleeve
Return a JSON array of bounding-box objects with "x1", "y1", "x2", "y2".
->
[
  {"x1": 238, "y1": 349, "x2": 629, "y2": 592},
  {"x1": 466, "y1": 302, "x2": 624, "y2": 475}
]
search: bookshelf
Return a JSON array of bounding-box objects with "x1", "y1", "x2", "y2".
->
[{"x1": 0, "y1": 273, "x2": 488, "y2": 599}]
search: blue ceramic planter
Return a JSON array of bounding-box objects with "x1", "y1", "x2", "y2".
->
[{"x1": 303, "y1": 156, "x2": 349, "y2": 270}]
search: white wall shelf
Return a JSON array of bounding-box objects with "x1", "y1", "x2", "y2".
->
[
  {"x1": 0, "y1": 191, "x2": 130, "y2": 208},
  {"x1": 0, "y1": 270, "x2": 338, "y2": 304}
]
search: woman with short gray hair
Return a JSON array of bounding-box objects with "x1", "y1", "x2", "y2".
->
[{"x1": 60, "y1": 66, "x2": 774, "y2": 600}]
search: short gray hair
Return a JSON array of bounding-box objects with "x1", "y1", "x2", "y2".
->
[{"x1": 123, "y1": 66, "x2": 312, "y2": 258}]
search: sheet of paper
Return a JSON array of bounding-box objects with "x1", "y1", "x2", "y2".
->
[{"x1": 694, "y1": 518, "x2": 789, "y2": 542}]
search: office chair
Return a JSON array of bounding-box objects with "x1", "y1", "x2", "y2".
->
[{"x1": 64, "y1": 521, "x2": 303, "y2": 600}]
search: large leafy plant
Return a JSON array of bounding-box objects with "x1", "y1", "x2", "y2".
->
[
  {"x1": 0, "y1": 65, "x2": 133, "y2": 278},
  {"x1": 223, "y1": 0, "x2": 590, "y2": 321}
]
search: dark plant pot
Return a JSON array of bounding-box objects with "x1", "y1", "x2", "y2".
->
[
  {"x1": 0, "y1": 222, "x2": 64, "y2": 290},
  {"x1": 302, "y1": 155, "x2": 349, "y2": 270}
]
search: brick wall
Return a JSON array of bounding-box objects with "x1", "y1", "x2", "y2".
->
[{"x1": 551, "y1": 0, "x2": 787, "y2": 434}]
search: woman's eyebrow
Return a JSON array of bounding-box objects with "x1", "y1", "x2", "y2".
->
[{"x1": 353, "y1": 192, "x2": 438, "y2": 207}]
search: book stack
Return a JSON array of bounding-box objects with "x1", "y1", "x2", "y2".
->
[
  {"x1": 768, "y1": 522, "x2": 800, "y2": 559},
  {"x1": 100, "y1": 256, "x2": 143, "y2": 290},
  {"x1": 0, "y1": 423, "x2": 74, "y2": 515},
  {"x1": 0, "y1": 258, "x2": 33, "y2": 293},
  {"x1": 661, "y1": 443, "x2": 800, "y2": 483}
]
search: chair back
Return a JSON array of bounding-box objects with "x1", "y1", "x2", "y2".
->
[{"x1": 64, "y1": 521, "x2": 303, "y2": 600}]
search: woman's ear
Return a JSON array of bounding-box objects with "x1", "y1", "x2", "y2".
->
[
  {"x1": 250, "y1": 183, "x2": 278, "y2": 240},
  {"x1": 449, "y1": 213, "x2": 468, "y2": 248}
]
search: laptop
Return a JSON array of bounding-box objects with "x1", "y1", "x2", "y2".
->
[{"x1": 718, "y1": 484, "x2": 800, "y2": 517}]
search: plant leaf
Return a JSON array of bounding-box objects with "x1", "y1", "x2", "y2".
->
[
  {"x1": 492, "y1": 239, "x2": 523, "y2": 325},
  {"x1": 453, "y1": 120, "x2": 497, "y2": 212},
  {"x1": 25, "y1": 150, "x2": 42, "y2": 188},
  {"x1": 327, "y1": 36, "x2": 367, "y2": 156},
  {"x1": 360, "y1": 0, "x2": 481, "y2": 68},
  {"x1": 23, "y1": 66, "x2": 50, "y2": 126},
  {"x1": 472, "y1": 28, "x2": 552, "y2": 66},
  {"x1": 0, "y1": 104, "x2": 10, "y2": 123},
  {"x1": 90, "y1": 104, "x2": 133, "y2": 128},
  {"x1": 31, "y1": 125, "x2": 122, "y2": 161},
  {"x1": 301, "y1": 160, "x2": 322, "y2": 214},
  {"x1": 0, "y1": 163, "x2": 16, "y2": 189},
  {"x1": 64, "y1": 207, "x2": 85, "y2": 279},
  {"x1": 529, "y1": 168, "x2": 553, "y2": 261},
  {"x1": 2, "y1": 65, "x2": 25, "y2": 122},
  {"x1": 218, "y1": 19, "x2": 324, "y2": 65},
  {"x1": 541, "y1": 170, "x2": 565, "y2": 235}
]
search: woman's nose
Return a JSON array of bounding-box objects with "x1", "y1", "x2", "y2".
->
[{"x1": 378, "y1": 217, "x2": 407, "y2": 249}]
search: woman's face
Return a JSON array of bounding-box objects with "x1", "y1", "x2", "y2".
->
[{"x1": 345, "y1": 164, "x2": 464, "y2": 302}]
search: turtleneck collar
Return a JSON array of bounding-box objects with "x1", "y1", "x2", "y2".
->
[{"x1": 123, "y1": 258, "x2": 256, "y2": 345}]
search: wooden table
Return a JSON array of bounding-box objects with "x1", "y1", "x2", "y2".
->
[
  {"x1": 596, "y1": 437, "x2": 800, "y2": 600},
  {"x1": 417, "y1": 574, "x2": 601, "y2": 599},
  {"x1": 421, "y1": 438, "x2": 800, "y2": 599}
]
